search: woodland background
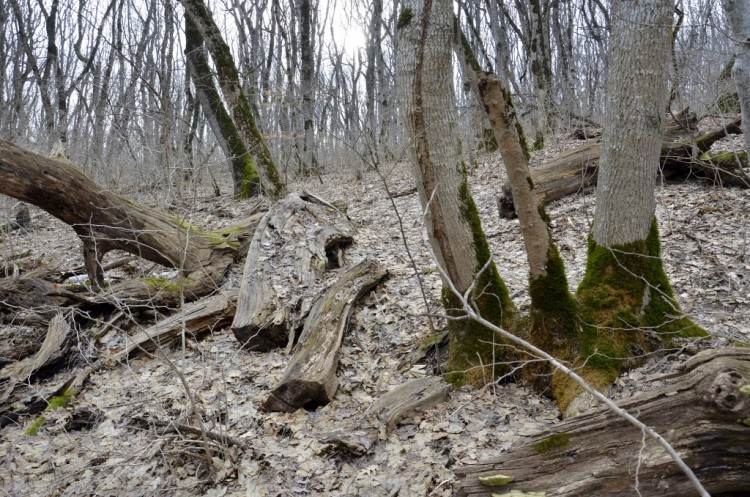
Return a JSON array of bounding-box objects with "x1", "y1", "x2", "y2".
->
[{"x1": 0, "y1": 0, "x2": 748, "y2": 496}]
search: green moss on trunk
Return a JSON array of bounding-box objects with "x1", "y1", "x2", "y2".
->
[
  {"x1": 528, "y1": 243, "x2": 578, "y2": 343},
  {"x1": 444, "y1": 180, "x2": 517, "y2": 387},
  {"x1": 554, "y1": 218, "x2": 706, "y2": 411}
]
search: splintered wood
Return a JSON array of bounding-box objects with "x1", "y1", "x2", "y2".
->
[
  {"x1": 231, "y1": 192, "x2": 355, "y2": 352},
  {"x1": 263, "y1": 258, "x2": 387, "y2": 412}
]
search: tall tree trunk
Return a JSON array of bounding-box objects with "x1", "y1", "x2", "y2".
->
[
  {"x1": 396, "y1": 0, "x2": 516, "y2": 387},
  {"x1": 454, "y1": 23, "x2": 577, "y2": 389},
  {"x1": 184, "y1": 14, "x2": 261, "y2": 197},
  {"x1": 722, "y1": 0, "x2": 750, "y2": 155},
  {"x1": 298, "y1": 0, "x2": 317, "y2": 175},
  {"x1": 179, "y1": 0, "x2": 286, "y2": 200},
  {"x1": 563, "y1": 0, "x2": 704, "y2": 417}
]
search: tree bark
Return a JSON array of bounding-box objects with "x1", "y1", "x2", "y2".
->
[
  {"x1": 179, "y1": 0, "x2": 286, "y2": 200},
  {"x1": 564, "y1": 0, "x2": 704, "y2": 417},
  {"x1": 497, "y1": 116, "x2": 747, "y2": 218},
  {"x1": 396, "y1": 0, "x2": 516, "y2": 387},
  {"x1": 184, "y1": 14, "x2": 261, "y2": 197},
  {"x1": 722, "y1": 0, "x2": 750, "y2": 155},
  {"x1": 0, "y1": 139, "x2": 236, "y2": 297},
  {"x1": 455, "y1": 348, "x2": 750, "y2": 497}
]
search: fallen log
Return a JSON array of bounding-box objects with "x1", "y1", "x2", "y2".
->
[
  {"x1": 320, "y1": 376, "x2": 451, "y2": 456},
  {"x1": 232, "y1": 192, "x2": 355, "y2": 352},
  {"x1": 455, "y1": 348, "x2": 750, "y2": 497},
  {"x1": 104, "y1": 290, "x2": 238, "y2": 362},
  {"x1": 262, "y1": 258, "x2": 387, "y2": 412},
  {"x1": 498, "y1": 117, "x2": 746, "y2": 218},
  {"x1": 0, "y1": 139, "x2": 241, "y2": 299}
]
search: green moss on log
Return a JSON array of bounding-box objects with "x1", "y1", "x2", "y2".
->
[
  {"x1": 532, "y1": 432, "x2": 571, "y2": 454},
  {"x1": 25, "y1": 388, "x2": 77, "y2": 436}
]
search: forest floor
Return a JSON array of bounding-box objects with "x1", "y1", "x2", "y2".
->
[{"x1": 1, "y1": 128, "x2": 748, "y2": 496}]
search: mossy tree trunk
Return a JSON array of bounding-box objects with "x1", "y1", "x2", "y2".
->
[
  {"x1": 396, "y1": 0, "x2": 516, "y2": 387},
  {"x1": 179, "y1": 0, "x2": 286, "y2": 200},
  {"x1": 476, "y1": 73, "x2": 578, "y2": 378},
  {"x1": 184, "y1": 15, "x2": 260, "y2": 198},
  {"x1": 722, "y1": 0, "x2": 750, "y2": 155},
  {"x1": 563, "y1": 0, "x2": 704, "y2": 416},
  {"x1": 454, "y1": 24, "x2": 576, "y2": 388}
]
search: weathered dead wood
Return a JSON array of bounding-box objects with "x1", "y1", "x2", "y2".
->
[
  {"x1": 0, "y1": 313, "x2": 69, "y2": 385},
  {"x1": 104, "y1": 291, "x2": 237, "y2": 362},
  {"x1": 0, "y1": 314, "x2": 72, "y2": 425},
  {"x1": 499, "y1": 117, "x2": 746, "y2": 218},
  {"x1": 320, "y1": 376, "x2": 451, "y2": 456},
  {"x1": 232, "y1": 193, "x2": 355, "y2": 352},
  {"x1": 262, "y1": 258, "x2": 387, "y2": 413},
  {"x1": 455, "y1": 348, "x2": 750, "y2": 497},
  {"x1": 0, "y1": 139, "x2": 240, "y2": 299},
  {"x1": 0, "y1": 278, "x2": 92, "y2": 320}
]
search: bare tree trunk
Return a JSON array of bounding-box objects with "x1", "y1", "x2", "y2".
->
[
  {"x1": 396, "y1": 0, "x2": 516, "y2": 387},
  {"x1": 298, "y1": 0, "x2": 317, "y2": 175},
  {"x1": 722, "y1": 0, "x2": 750, "y2": 155}
]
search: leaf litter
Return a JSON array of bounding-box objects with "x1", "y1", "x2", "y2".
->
[{"x1": 0, "y1": 136, "x2": 748, "y2": 496}]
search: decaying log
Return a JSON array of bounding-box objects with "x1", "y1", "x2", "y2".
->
[
  {"x1": 263, "y1": 258, "x2": 387, "y2": 412},
  {"x1": 455, "y1": 348, "x2": 750, "y2": 497},
  {"x1": 0, "y1": 139, "x2": 240, "y2": 299},
  {"x1": 320, "y1": 376, "x2": 451, "y2": 456},
  {"x1": 498, "y1": 116, "x2": 746, "y2": 218},
  {"x1": 232, "y1": 192, "x2": 355, "y2": 352},
  {"x1": 104, "y1": 291, "x2": 238, "y2": 362},
  {"x1": 0, "y1": 314, "x2": 72, "y2": 424}
]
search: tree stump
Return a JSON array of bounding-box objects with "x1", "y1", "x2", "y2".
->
[{"x1": 455, "y1": 348, "x2": 750, "y2": 497}]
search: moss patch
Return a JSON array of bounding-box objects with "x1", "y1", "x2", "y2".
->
[
  {"x1": 397, "y1": 8, "x2": 413, "y2": 29},
  {"x1": 136, "y1": 277, "x2": 190, "y2": 293},
  {"x1": 559, "y1": 218, "x2": 706, "y2": 410},
  {"x1": 532, "y1": 432, "x2": 571, "y2": 454},
  {"x1": 25, "y1": 388, "x2": 77, "y2": 436}
]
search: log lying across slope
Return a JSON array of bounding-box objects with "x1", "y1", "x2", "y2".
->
[
  {"x1": 0, "y1": 139, "x2": 246, "y2": 301},
  {"x1": 455, "y1": 348, "x2": 750, "y2": 497},
  {"x1": 498, "y1": 115, "x2": 746, "y2": 218},
  {"x1": 263, "y1": 258, "x2": 387, "y2": 412}
]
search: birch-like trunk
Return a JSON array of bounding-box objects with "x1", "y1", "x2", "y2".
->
[
  {"x1": 722, "y1": 0, "x2": 750, "y2": 155},
  {"x1": 396, "y1": 0, "x2": 515, "y2": 386}
]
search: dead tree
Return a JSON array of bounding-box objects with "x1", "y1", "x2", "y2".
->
[
  {"x1": 231, "y1": 192, "x2": 354, "y2": 351},
  {"x1": 455, "y1": 348, "x2": 750, "y2": 497},
  {"x1": 0, "y1": 139, "x2": 242, "y2": 300}
]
